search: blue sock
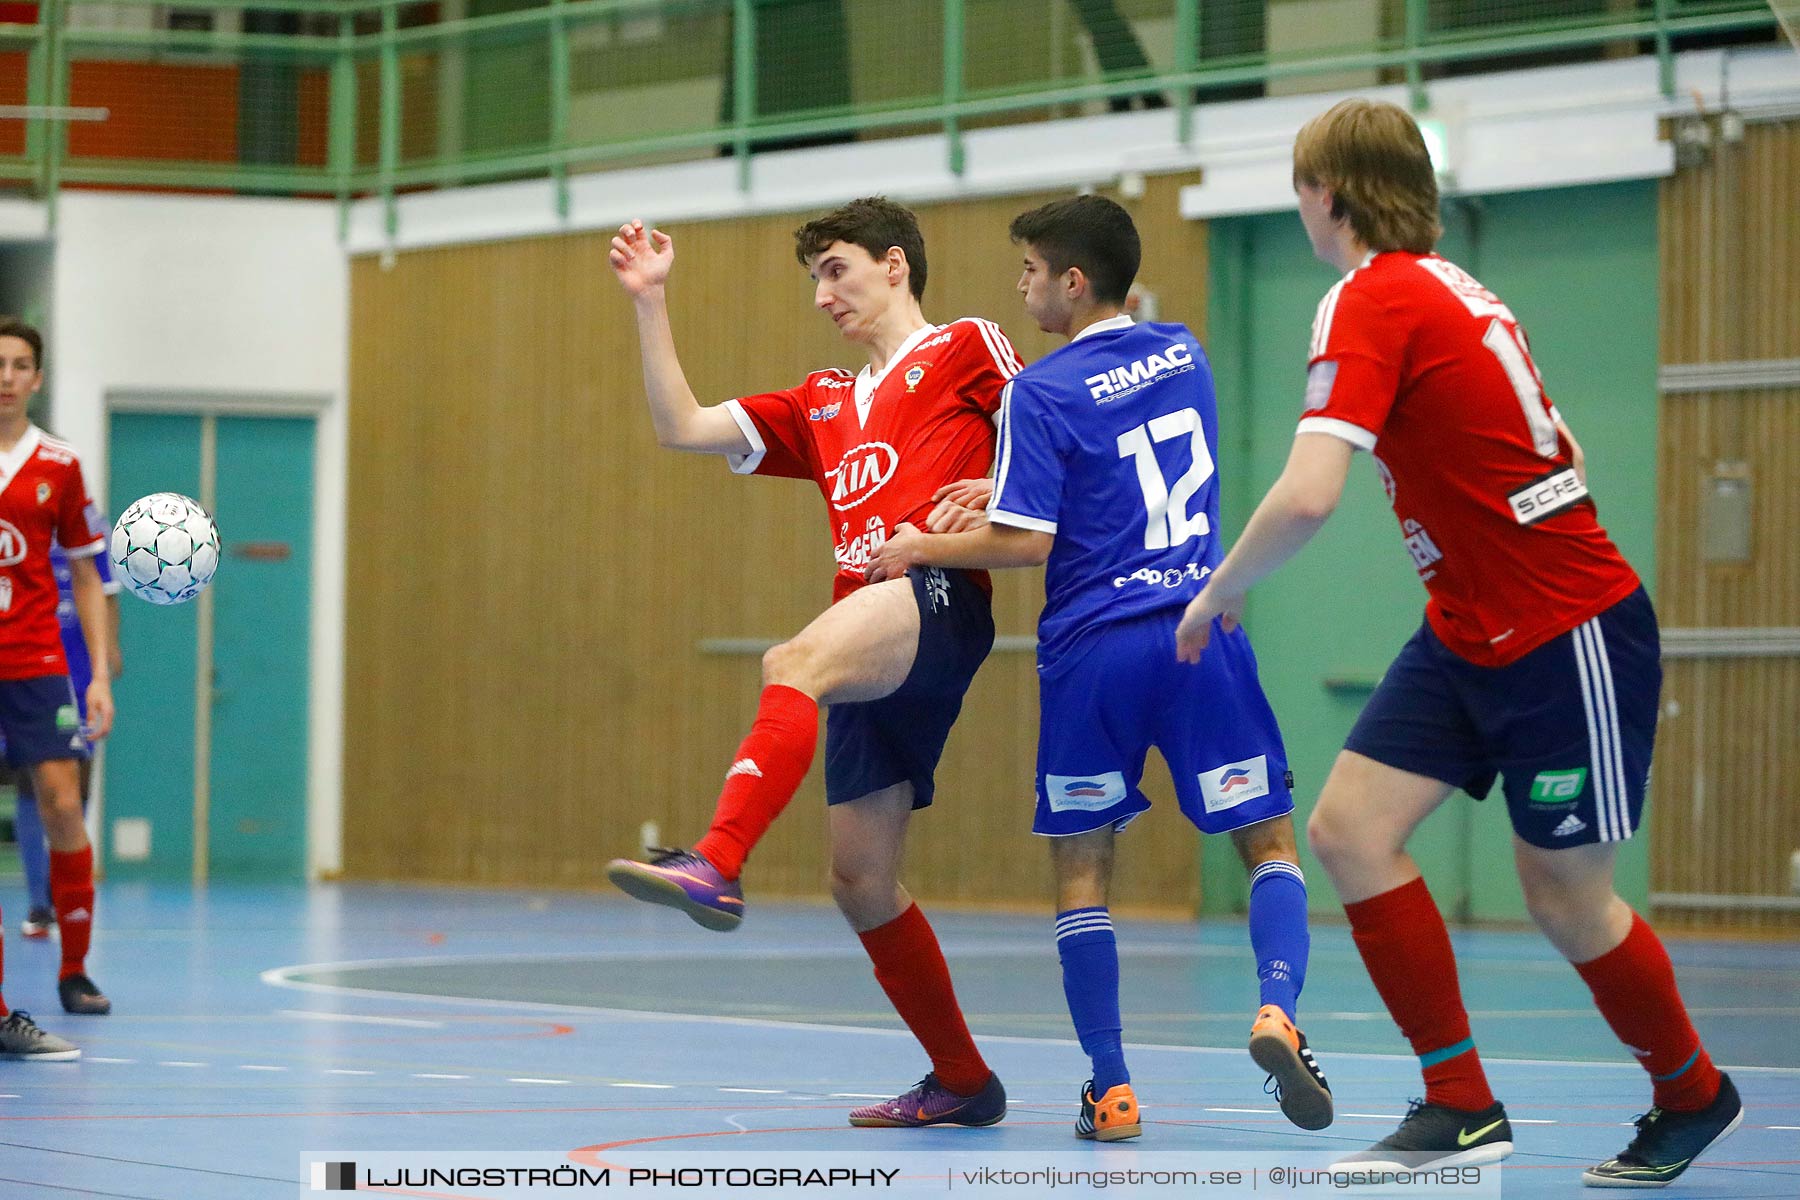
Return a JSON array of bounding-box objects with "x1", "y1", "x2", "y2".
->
[
  {"x1": 15, "y1": 789, "x2": 51, "y2": 912},
  {"x1": 1248, "y1": 860, "x2": 1309, "y2": 1017},
  {"x1": 1057, "y1": 906, "x2": 1129, "y2": 1094}
]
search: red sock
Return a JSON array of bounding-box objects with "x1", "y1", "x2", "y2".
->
[
  {"x1": 1575, "y1": 912, "x2": 1721, "y2": 1111},
  {"x1": 693, "y1": 685, "x2": 818, "y2": 880},
  {"x1": 50, "y1": 844, "x2": 95, "y2": 981},
  {"x1": 858, "y1": 904, "x2": 990, "y2": 1096},
  {"x1": 1345, "y1": 877, "x2": 1495, "y2": 1111}
]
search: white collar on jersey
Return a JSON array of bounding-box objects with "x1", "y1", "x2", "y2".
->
[
  {"x1": 0, "y1": 423, "x2": 43, "y2": 495},
  {"x1": 855, "y1": 321, "x2": 939, "y2": 427},
  {"x1": 1071, "y1": 313, "x2": 1134, "y2": 343}
]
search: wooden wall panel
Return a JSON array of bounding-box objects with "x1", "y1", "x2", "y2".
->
[
  {"x1": 1653, "y1": 118, "x2": 1800, "y2": 931},
  {"x1": 345, "y1": 174, "x2": 1212, "y2": 912}
]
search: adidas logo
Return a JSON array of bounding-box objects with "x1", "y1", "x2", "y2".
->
[
  {"x1": 725, "y1": 759, "x2": 763, "y2": 781},
  {"x1": 62, "y1": 908, "x2": 91, "y2": 924},
  {"x1": 1552, "y1": 814, "x2": 1587, "y2": 838}
]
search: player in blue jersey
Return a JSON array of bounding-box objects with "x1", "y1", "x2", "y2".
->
[
  {"x1": 11, "y1": 537, "x2": 122, "y2": 943},
  {"x1": 868, "y1": 195, "x2": 1331, "y2": 1140}
]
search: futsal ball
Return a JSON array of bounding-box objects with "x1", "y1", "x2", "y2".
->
[{"x1": 110, "y1": 493, "x2": 221, "y2": 606}]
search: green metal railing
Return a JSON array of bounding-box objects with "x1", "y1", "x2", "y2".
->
[{"x1": 0, "y1": 0, "x2": 1778, "y2": 234}]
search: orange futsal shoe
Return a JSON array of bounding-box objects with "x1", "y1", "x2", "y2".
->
[
  {"x1": 1250, "y1": 1004, "x2": 1333, "y2": 1130},
  {"x1": 1076, "y1": 1080, "x2": 1142, "y2": 1141}
]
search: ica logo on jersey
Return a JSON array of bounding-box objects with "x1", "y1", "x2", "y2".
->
[
  {"x1": 826, "y1": 442, "x2": 899, "y2": 511},
  {"x1": 1085, "y1": 342, "x2": 1194, "y2": 402},
  {"x1": 0, "y1": 519, "x2": 27, "y2": 567}
]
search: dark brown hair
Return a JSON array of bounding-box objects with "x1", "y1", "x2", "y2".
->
[
  {"x1": 1009, "y1": 195, "x2": 1141, "y2": 304},
  {"x1": 0, "y1": 316, "x2": 43, "y2": 369},
  {"x1": 794, "y1": 197, "x2": 928, "y2": 300}
]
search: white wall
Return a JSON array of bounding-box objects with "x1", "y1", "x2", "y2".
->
[{"x1": 51, "y1": 191, "x2": 349, "y2": 878}]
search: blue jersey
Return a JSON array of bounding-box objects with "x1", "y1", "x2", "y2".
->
[
  {"x1": 50, "y1": 536, "x2": 118, "y2": 695},
  {"x1": 989, "y1": 317, "x2": 1222, "y2": 666}
]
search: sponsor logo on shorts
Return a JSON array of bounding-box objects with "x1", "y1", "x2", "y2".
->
[
  {"x1": 1199, "y1": 755, "x2": 1270, "y2": 813},
  {"x1": 55, "y1": 704, "x2": 80, "y2": 733},
  {"x1": 1552, "y1": 814, "x2": 1588, "y2": 838},
  {"x1": 1529, "y1": 767, "x2": 1587, "y2": 805},
  {"x1": 922, "y1": 567, "x2": 951, "y2": 613},
  {"x1": 1046, "y1": 772, "x2": 1127, "y2": 813}
]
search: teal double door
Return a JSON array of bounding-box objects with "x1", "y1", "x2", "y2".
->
[{"x1": 104, "y1": 408, "x2": 315, "y2": 881}]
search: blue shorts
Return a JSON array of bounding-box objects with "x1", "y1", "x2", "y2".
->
[
  {"x1": 1034, "y1": 609, "x2": 1294, "y2": 837},
  {"x1": 1346, "y1": 587, "x2": 1660, "y2": 849},
  {"x1": 824, "y1": 567, "x2": 995, "y2": 808},
  {"x1": 0, "y1": 675, "x2": 90, "y2": 769}
]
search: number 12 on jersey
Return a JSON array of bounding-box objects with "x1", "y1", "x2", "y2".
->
[{"x1": 1117, "y1": 407, "x2": 1214, "y2": 550}]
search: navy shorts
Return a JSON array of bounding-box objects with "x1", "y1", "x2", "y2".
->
[
  {"x1": 1346, "y1": 587, "x2": 1660, "y2": 848},
  {"x1": 824, "y1": 567, "x2": 995, "y2": 809},
  {"x1": 0, "y1": 675, "x2": 90, "y2": 769},
  {"x1": 1035, "y1": 610, "x2": 1294, "y2": 837}
]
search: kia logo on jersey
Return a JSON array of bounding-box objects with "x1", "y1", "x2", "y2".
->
[
  {"x1": 0, "y1": 518, "x2": 27, "y2": 567},
  {"x1": 826, "y1": 442, "x2": 899, "y2": 511}
]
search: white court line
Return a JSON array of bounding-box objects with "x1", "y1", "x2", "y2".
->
[
  {"x1": 326, "y1": 1069, "x2": 376, "y2": 1076},
  {"x1": 413, "y1": 1073, "x2": 469, "y2": 1080},
  {"x1": 829, "y1": 1093, "x2": 890, "y2": 1099},
  {"x1": 1771, "y1": 1125, "x2": 1800, "y2": 1130},
  {"x1": 279, "y1": 1008, "x2": 444, "y2": 1029},
  {"x1": 0, "y1": 1094, "x2": 19, "y2": 1099},
  {"x1": 159, "y1": 1061, "x2": 208, "y2": 1068},
  {"x1": 509, "y1": 1077, "x2": 569, "y2": 1085},
  {"x1": 610, "y1": 1083, "x2": 674, "y2": 1090},
  {"x1": 259, "y1": 958, "x2": 1800, "y2": 1076},
  {"x1": 1204, "y1": 1107, "x2": 1276, "y2": 1114},
  {"x1": 718, "y1": 1088, "x2": 786, "y2": 1095},
  {"x1": 239, "y1": 1065, "x2": 287, "y2": 1072},
  {"x1": 87, "y1": 1057, "x2": 136, "y2": 1064}
]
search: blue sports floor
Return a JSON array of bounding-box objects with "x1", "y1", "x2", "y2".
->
[{"x1": 0, "y1": 882, "x2": 1795, "y2": 1198}]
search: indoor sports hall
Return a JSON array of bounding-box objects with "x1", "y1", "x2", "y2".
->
[{"x1": 0, "y1": 3, "x2": 1796, "y2": 1198}]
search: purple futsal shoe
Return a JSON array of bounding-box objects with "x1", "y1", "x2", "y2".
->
[
  {"x1": 848, "y1": 1072, "x2": 1007, "y2": 1128},
  {"x1": 606, "y1": 847, "x2": 744, "y2": 932}
]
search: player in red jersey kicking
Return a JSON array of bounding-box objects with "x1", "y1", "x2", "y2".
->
[
  {"x1": 1176, "y1": 100, "x2": 1740, "y2": 1185},
  {"x1": 605, "y1": 199, "x2": 1015, "y2": 1127},
  {"x1": 0, "y1": 318, "x2": 113, "y2": 1062}
]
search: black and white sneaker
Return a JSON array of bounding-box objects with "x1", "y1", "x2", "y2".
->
[
  {"x1": 58, "y1": 973, "x2": 111, "y2": 1016},
  {"x1": 0, "y1": 1010, "x2": 80, "y2": 1060},
  {"x1": 1584, "y1": 1073, "x2": 1742, "y2": 1188},
  {"x1": 1336, "y1": 1098, "x2": 1513, "y2": 1171},
  {"x1": 20, "y1": 907, "x2": 55, "y2": 939},
  {"x1": 1250, "y1": 1005, "x2": 1333, "y2": 1130}
]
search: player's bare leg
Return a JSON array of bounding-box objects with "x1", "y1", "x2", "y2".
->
[
  {"x1": 1232, "y1": 814, "x2": 1331, "y2": 1129},
  {"x1": 607, "y1": 579, "x2": 924, "y2": 928},
  {"x1": 835, "y1": 780, "x2": 1005, "y2": 1129},
  {"x1": 30, "y1": 759, "x2": 108, "y2": 1015}
]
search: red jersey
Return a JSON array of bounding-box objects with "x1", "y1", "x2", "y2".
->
[
  {"x1": 725, "y1": 318, "x2": 1020, "y2": 601},
  {"x1": 1299, "y1": 252, "x2": 1640, "y2": 667},
  {"x1": 0, "y1": 426, "x2": 108, "y2": 679}
]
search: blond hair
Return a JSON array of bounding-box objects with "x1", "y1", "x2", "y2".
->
[{"x1": 1293, "y1": 99, "x2": 1441, "y2": 254}]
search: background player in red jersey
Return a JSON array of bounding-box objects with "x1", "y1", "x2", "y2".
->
[
  {"x1": 0, "y1": 319, "x2": 114, "y2": 1061},
  {"x1": 603, "y1": 198, "x2": 1016, "y2": 1127},
  {"x1": 1175, "y1": 100, "x2": 1740, "y2": 1186}
]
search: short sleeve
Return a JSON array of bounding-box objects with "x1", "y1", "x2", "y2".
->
[
  {"x1": 956, "y1": 318, "x2": 1022, "y2": 417},
  {"x1": 56, "y1": 460, "x2": 108, "y2": 558},
  {"x1": 988, "y1": 379, "x2": 1066, "y2": 535},
  {"x1": 1298, "y1": 281, "x2": 1402, "y2": 450},
  {"x1": 722, "y1": 386, "x2": 813, "y2": 479}
]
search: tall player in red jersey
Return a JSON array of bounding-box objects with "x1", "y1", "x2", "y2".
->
[
  {"x1": 1177, "y1": 101, "x2": 1740, "y2": 1185},
  {"x1": 604, "y1": 199, "x2": 1015, "y2": 1127},
  {"x1": 0, "y1": 319, "x2": 114, "y2": 1062}
]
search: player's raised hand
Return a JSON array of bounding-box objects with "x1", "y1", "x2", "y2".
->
[
  {"x1": 865, "y1": 521, "x2": 926, "y2": 584},
  {"x1": 1174, "y1": 582, "x2": 1243, "y2": 664},
  {"x1": 609, "y1": 220, "x2": 674, "y2": 297}
]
